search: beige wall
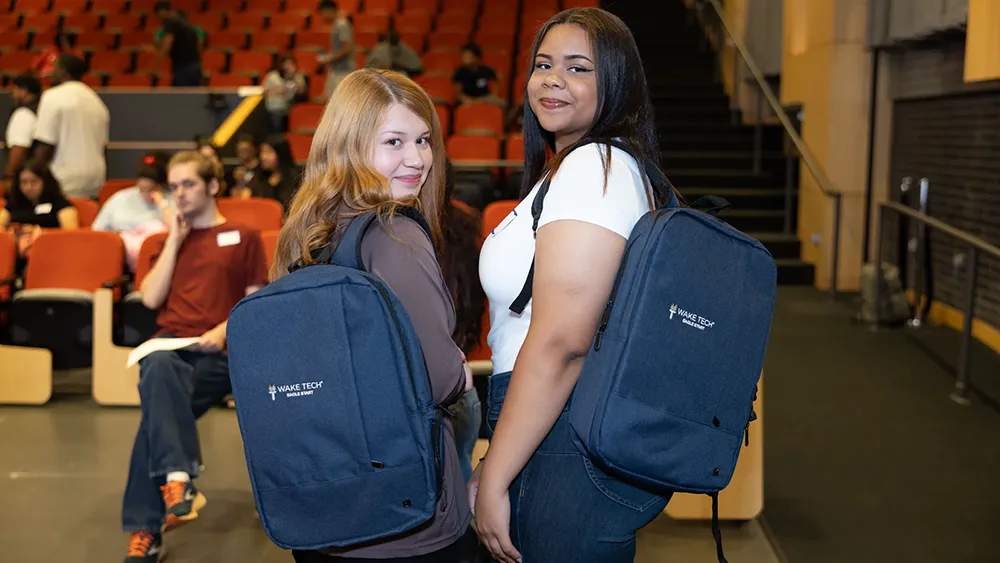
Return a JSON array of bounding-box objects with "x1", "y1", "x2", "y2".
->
[{"x1": 780, "y1": 0, "x2": 875, "y2": 291}]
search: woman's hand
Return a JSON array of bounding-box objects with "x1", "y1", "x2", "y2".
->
[
  {"x1": 475, "y1": 483, "x2": 521, "y2": 563},
  {"x1": 463, "y1": 361, "x2": 473, "y2": 392},
  {"x1": 467, "y1": 461, "x2": 483, "y2": 516}
]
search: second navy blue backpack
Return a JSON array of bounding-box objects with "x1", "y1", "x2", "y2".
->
[
  {"x1": 511, "y1": 139, "x2": 777, "y2": 563},
  {"x1": 226, "y1": 208, "x2": 443, "y2": 551}
]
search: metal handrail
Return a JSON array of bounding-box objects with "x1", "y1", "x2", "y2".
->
[
  {"x1": 690, "y1": 0, "x2": 845, "y2": 296},
  {"x1": 873, "y1": 201, "x2": 1000, "y2": 404}
]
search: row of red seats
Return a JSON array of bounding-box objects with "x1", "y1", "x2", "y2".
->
[
  {"x1": 0, "y1": 190, "x2": 285, "y2": 231},
  {"x1": 0, "y1": 0, "x2": 570, "y2": 16},
  {"x1": 289, "y1": 102, "x2": 515, "y2": 139},
  {"x1": 285, "y1": 131, "x2": 523, "y2": 164},
  {"x1": 0, "y1": 197, "x2": 517, "y2": 296}
]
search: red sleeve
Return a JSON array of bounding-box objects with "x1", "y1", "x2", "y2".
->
[{"x1": 243, "y1": 228, "x2": 268, "y2": 289}]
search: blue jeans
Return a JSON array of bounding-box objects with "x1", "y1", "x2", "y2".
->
[
  {"x1": 121, "y1": 348, "x2": 232, "y2": 532},
  {"x1": 486, "y1": 372, "x2": 669, "y2": 563},
  {"x1": 448, "y1": 388, "x2": 482, "y2": 482}
]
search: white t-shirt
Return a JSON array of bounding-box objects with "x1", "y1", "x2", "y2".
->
[
  {"x1": 33, "y1": 80, "x2": 110, "y2": 199},
  {"x1": 479, "y1": 143, "x2": 652, "y2": 374},
  {"x1": 5, "y1": 106, "x2": 37, "y2": 149}
]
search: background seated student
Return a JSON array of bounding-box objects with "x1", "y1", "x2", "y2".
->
[
  {"x1": 452, "y1": 43, "x2": 501, "y2": 107},
  {"x1": 230, "y1": 134, "x2": 299, "y2": 211},
  {"x1": 194, "y1": 136, "x2": 229, "y2": 195},
  {"x1": 92, "y1": 152, "x2": 174, "y2": 271},
  {"x1": 366, "y1": 31, "x2": 423, "y2": 77},
  {"x1": 1, "y1": 159, "x2": 78, "y2": 273},
  {"x1": 120, "y1": 151, "x2": 267, "y2": 563},
  {"x1": 231, "y1": 134, "x2": 260, "y2": 193}
]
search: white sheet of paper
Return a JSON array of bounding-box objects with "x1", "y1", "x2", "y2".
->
[{"x1": 127, "y1": 337, "x2": 201, "y2": 368}]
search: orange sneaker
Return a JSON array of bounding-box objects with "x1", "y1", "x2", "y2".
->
[
  {"x1": 159, "y1": 480, "x2": 207, "y2": 533},
  {"x1": 124, "y1": 530, "x2": 164, "y2": 562}
]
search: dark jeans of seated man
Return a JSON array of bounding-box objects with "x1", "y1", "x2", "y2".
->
[{"x1": 121, "y1": 345, "x2": 231, "y2": 532}]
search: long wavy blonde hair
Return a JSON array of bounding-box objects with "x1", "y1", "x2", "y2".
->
[{"x1": 271, "y1": 69, "x2": 447, "y2": 281}]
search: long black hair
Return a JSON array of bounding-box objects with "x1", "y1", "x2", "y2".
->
[
  {"x1": 136, "y1": 151, "x2": 171, "y2": 185},
  {"x1": 9, "y1": 158, "x2": 67, "y2": 209},
  {"x1": 519, "y1": 8, "x2": 677, "y2": 207},
  {"x1": 261, "y1": 134, "x2": 296, "y2": 176},
  {"x1": 440, "y1": 158, "x2": 486, "y2": 355}
]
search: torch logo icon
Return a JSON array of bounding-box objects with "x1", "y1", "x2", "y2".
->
[
  {"x1": 268, "y1": 385, "x2": 277, "y2": 401},
  {"x1": 669, "y1": 304, "x2": 677, "y2": 320}
]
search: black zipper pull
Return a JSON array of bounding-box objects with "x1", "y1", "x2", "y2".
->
[
  {"x1": 594, "y1": 300, "x2": 614, "y2": 351},
  {"x1": 745, "y1": 424, "x2": 750, "y2": 447}
]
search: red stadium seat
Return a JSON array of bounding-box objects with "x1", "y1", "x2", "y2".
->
[
  {"x1": 288, "y1": 103, "x2": 325, "y2": 133},
  {"x1": 453, "y1": 104, "x2": 503, "y2": 136},
  {"x1": 446, "y1": 135, "x2": 500, "y2": 162},
  {"x1": 287, "y1": 133, "x2": 313, "y2": 163}
]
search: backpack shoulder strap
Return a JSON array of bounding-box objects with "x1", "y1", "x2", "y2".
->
[
  {"x1": 327, "y1": 205, "x2": 433, "y2": 271},
  {"x1": 508, "y1": 138, "x2": 672, "y2": 314}
]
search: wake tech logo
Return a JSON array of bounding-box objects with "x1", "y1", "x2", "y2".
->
[
  {"x1": 268, "y1": 381, "x2": 324, "y2": 400},
  {"x1": 669, "y1": 303, "x2": 715, "y2": 331}
]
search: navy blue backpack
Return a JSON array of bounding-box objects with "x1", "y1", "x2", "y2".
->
[
  {"x1": 226, "y1": 207, "x2": 444, "y2": 551},
  {"x1": 510, "y1": 139, "x2": 776, "y2": 563}
]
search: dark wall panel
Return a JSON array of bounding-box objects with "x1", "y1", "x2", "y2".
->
[
  {"x1": 0, "y1": 90, "x2": 242, "y2": 143},
  {"x1": 889, "y1": 91, "x2": 1000, "y2": 327}
]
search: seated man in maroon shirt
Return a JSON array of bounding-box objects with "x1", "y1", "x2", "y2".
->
[{"x1": 121, "y1": 151, "x2": 268, "y2": 563}]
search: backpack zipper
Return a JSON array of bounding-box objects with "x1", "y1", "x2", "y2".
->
[
  {"x1": 362, "y1": 274, "x2": 444, "y2": 494},
  {"x1": 594, "y1": 237, "x2": 639, "y2": 351}
]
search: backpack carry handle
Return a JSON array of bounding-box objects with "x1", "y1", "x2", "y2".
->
[{"x1": 689, "y1": 195, "x2": 732, "y2": 217}]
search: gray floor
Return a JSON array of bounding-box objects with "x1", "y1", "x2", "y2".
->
[
  {"x1": 0, "y1": 394, "x2": 780, "y2": 563},
  {"x1": 760, "y1": 287, "x2": 1000, "y2": 563}
]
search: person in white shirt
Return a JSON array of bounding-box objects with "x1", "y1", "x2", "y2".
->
[
  {"x1": 32, "y1": 54, "x2": 110, "y2": 199},
  {"x1": 471, "y1": 9, "x2": 681, "y2": 563},
  {"x1": 92, "y1": 152, "x2": 174, "y2": 271},
  {"x1": 3, "y1": 74, "x2": 41, "y2": 189}
]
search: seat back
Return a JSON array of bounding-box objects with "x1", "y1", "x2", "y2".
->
[
  {"x1": 218, "y1": 197, "x2": 284, "y2": 231},
  {"x1": 481, "y1": 200, "x2": 517, "y2": 239},
  {"x1": 0, "y1": 230, "x2": 14, "y2": 301},
  {"x1": 24, "y1": 230, "x2": 124, "y2": 291},
  {"x1": 261, "y1": 229, "x2": 279, "y2": 271},
  {"x1": 133, "y1": 232, "x2": 168, "y2": 289},
  {"x1": 98, "y1": 179, "x2": 135, "y2": 206},
  {"x1": 70, "y1": 197, "x2": 99, "y2": 228},
  {"x1": 453, "y1": 104, "x2": 504, "y2": 136}
]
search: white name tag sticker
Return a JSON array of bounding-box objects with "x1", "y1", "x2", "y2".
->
[
  {"x1": 217, "y1": 230, "x2": 241, "y2": 247},
  {"x1": 34, "y1": 203, "x2": 53, "y2": 215}
]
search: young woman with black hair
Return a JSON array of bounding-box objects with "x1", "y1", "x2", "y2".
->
[
  {"x1": 236, "y1": 134, "x2": 300, "y2": 211},
  {"x1": 0, "y1": 158, "x2": 78, "y2": 274},
  {"x1": 472, "y1": 8, "x2": 681, "y2": 563},
  {"x1": 1, "y1": 158, "x2": 77, "y2": 231}
]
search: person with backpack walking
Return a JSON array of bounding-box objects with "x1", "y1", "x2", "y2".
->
[
  {"x1": 471, "y1": 9, "x2": 681, "y2": 563},
  {"x1": 249, "y1": 69, "x2": 477, "y2": 562}
]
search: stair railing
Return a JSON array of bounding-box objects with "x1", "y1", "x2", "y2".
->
[
  {"x1": 688, "y1": 0, "x2": 844, "y2": 297},
  {"x1": 873, "y1": 201, "x2": 1000, "y2": 405}
]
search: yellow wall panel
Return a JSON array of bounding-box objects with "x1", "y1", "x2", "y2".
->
[{"x1": 964, "y1": 0, "x2": 1000, "y2": 82}]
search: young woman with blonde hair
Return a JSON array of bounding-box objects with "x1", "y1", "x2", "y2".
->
[{"x1": 270, "y1": 68, "x2": 477, "y2": 563}]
